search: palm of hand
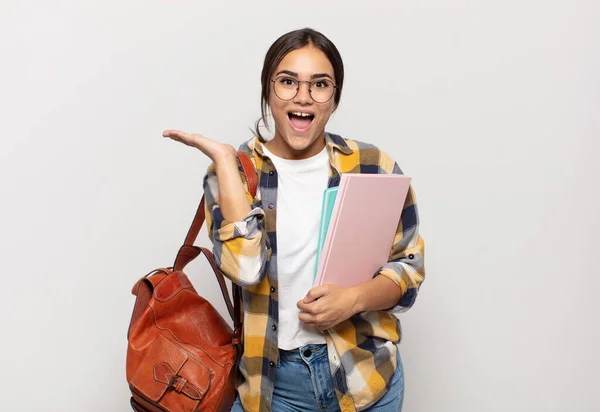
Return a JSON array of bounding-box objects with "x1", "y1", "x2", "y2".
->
[{"x1": 162, "y1": 129, "x2": 236, "y2": 162}]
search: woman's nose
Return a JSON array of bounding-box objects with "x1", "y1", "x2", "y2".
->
[{"x1": 294, "y1": 82, "x2": 313, "y2": 104}]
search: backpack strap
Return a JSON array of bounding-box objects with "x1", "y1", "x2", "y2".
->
[{"x1": 172, "y1": 152, "x2": 257, "y2": 336}]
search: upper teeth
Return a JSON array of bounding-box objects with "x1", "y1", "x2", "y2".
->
[{"x1": 292, "y1": 112, "x2": 312, "y2": 117}]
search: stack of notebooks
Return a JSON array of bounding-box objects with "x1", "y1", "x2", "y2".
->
[{"x1": 313, "y1": 174, "x2": 412, "y2": 288}]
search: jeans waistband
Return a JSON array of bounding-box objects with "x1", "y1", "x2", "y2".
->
[{"x1": 279, "y1": 343, "x2": 327, "y2": 362}]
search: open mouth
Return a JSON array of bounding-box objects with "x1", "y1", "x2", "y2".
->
[{"x1": 287, "y1": 111, "x2": 315, "y2": 132}]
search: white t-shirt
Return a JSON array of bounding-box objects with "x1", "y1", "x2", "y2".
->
[{"x1": 261, "y1": 144, "x2": 330, "y2": 350}]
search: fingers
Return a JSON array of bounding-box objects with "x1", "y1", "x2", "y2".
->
[
  {"x1": 162, "y1": 129, "x2": 187, "y2": 139},
  {"x1": 299, "y1": 311, "x2": 320, "y2": 325},
  {"x1": 298, "y1": 311, "x2": 313, "y2": 323},
  {"x1": 298, "y1": 311, "x2": 329, "y2": 331},
  {"x1": 162, "y1": 130, "x2": 191, "y2": 146}
]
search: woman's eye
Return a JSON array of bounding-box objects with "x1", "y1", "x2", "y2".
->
[
  {"x1": 314, "y1": 80, "x2": 330, "y2": 88},
  {"x1": 279, "y1": 77, "x2": 297, "y2": 86}
]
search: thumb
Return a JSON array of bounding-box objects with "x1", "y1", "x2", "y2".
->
[{"x1": 304, "y1": 285, "x2": 329, "y2": 303}]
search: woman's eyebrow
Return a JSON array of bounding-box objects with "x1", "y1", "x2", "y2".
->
[
  {"x1": 310, "y1": 73, "x2": 333, "y2": 80},
  {"x1": 275, "y1": 70, "x2": 333, "y2": 80}
]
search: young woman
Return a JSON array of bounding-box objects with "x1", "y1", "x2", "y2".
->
[{"x1": 163, "y1": 28, "x2": 425, "y2": 412}]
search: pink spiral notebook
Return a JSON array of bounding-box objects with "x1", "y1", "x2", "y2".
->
[{"x1": 313, "y1": 174, "x2": 412, "y2": 288}]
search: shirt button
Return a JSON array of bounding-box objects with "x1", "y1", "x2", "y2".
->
[
  {"x1": 269, "y1": 361, "x2": 275, "y2": 367},
  {"x1": 267, "y1": 203, "x2": 274, "y2": 209},
  {"x1": 408, "y1": 254, "x2": 415, "y2": 259},
  {"x1": 272, "y1": 325, "x2": 277, "y2": 331},
  {"x1": 270, "y1": 287, "x2": 275, "y2": 293},
  {"x1": 268, "y1": 170, "x2": 274, "y2": 176}
]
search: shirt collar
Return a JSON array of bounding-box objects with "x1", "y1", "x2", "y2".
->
[{"x1": 251, "y1": 132, "x2": 354, "y2": 158}]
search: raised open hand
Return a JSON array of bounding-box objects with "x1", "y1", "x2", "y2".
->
[{"x1": 162, "y1": 129, "x2": 237, "y2": 162}]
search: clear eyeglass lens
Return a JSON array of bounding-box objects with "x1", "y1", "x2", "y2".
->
[{"x1": 309, "y1": 79, "x2": 334, "y2": 103}]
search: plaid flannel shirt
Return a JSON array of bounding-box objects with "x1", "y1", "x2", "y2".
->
[{"x1": 203, "y1": 132, "x2": 425, "y2": 411}]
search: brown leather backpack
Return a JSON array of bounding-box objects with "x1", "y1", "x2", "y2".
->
[{"x1": 126, "y1": 152, "x2": 257, "y2": 411}]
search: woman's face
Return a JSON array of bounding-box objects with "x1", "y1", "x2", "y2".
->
[{"x1": 267, "y1": 46, "x2": 337, "y2": 160}]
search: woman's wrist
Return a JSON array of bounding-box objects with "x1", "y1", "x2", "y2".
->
[
  {"x1": 347, "y1": 276, "x2": 402, "y2": 314},
  {"x1": 212, "y1": 149, "x2": 239, "y2": 170},
  {"x1": 347, "y1": 285, "x2": 364, "y2": 315}
]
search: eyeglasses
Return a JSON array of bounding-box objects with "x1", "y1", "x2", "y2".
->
[{"x1": 271, "y1": 76, "x2": 337, "y2": 103}]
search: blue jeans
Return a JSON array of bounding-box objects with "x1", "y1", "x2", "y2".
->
[{"x1": 231, "y1": 344, "x2": 404, "y2": 411}]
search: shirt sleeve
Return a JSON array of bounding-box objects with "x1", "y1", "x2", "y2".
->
[
  {"x1": 203, "y1": 162, "x2": 270, "y2": 287},
  {"x1": 375, "y1": 161, "x2": 426, "y2": 314}
]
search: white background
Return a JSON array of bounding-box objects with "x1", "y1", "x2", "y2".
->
[{"x1": 1, "y1": 1, "x2": 598, "y2": 411}]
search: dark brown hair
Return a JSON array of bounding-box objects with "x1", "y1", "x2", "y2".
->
[{"x1": 254, "y1": 28, "x2": 345, "y2": 140}]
